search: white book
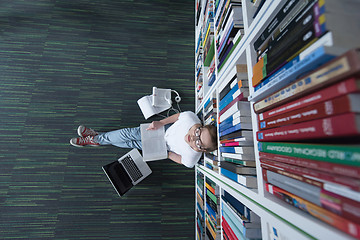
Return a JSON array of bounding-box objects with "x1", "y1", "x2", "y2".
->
[{"x1": 219, "y1": 101, "x2": 251, "y2": 122}]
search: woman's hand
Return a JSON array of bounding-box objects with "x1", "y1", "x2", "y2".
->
[{"x1": 146, "y1": 121, "x2": 164, "y2": 130}]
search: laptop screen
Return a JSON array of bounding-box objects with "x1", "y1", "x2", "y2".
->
[{"x1": 103, "y1": 160, "x2": 133, "y2": 196}]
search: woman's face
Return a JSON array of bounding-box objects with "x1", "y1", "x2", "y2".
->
[{"x1": 184, "y1": 124, "x2": 213, "y2": 152}]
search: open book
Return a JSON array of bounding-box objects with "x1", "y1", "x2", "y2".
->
[{"x1": 137, "y1": 95, "x2": 171, "y2": 119}]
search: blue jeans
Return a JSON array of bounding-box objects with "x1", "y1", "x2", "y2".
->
[{"x1": 94, "y1": 127, "x2": 142, "y2": 149}]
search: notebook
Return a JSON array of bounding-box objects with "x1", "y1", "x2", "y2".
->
[
  {"x1": 102, "y1": 148, "x2": 152, "y2": 197},
  {"x1": 140, "y1": 123, "x2": 168, "y2": 161}
]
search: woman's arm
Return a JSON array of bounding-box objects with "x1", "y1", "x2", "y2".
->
[
  {"x1": 146, "y1": 113, "x2": 180, "y2": 130},
  {"x1": 168, "y1": 151, "x2": 182, "y2": 165}
]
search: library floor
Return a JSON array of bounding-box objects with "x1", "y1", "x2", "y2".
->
[{"x1": 0, "y1": 0, "x2": 196, "y2": 239}]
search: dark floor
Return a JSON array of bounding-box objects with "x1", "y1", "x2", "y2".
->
[{"x1": 0, "y1": 1, "x2": 196, "y2": 239}]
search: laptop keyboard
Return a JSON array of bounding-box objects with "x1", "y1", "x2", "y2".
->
[{"x1": 121, "y1": 155, "x2": 143, "y2": 182}]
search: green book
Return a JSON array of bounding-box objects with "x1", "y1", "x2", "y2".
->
[
  {"x1": 258, "y1": 142, "x2": 360, "y2": 167},
  {"x1": 204, "y1": 39, "x2": 215, "y2": 67},
  {"x1": 206, "y1": 189, "x2": 217, "y2": 204}
]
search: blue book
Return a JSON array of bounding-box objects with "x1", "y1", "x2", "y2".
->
[
  {"x1": 208, "y1": 72, "x2": 216, "y2": 86},
  {"x1": 219, "y1": 124, "x2": 242, "y2": 137},
  {"x1": 219, "y1": 87, "x2": 242, "y2": 112},
  {"x1": 219, "y1": 120, "x2": 235, "y2": 132},
  {"x1": 221, "y1": 167, "x2": 238, "y2": 182},
  {"x1": 223, "y1": 191, "x2": 247, "y2": 217},
  {"x1": 223, "y1": 203, "x2": 262, "y2": 239},
  {"x1": 205, "y1": 202, "x2": 216, "y2": 221},
  {"x1": 250, "y1": 44, "x2": 336, "y2": 102}
]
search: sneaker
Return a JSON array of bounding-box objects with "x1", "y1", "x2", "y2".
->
[
  {"x1": 70, "y1": 135, "x2": 100, "y2": 147},
  {"x1": 77, "y1": 125, "x2": 98, "y2": 137}
]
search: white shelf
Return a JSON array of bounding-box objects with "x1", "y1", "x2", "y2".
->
[{"x1": 194, "y1": 0, "x2": 359, "y2": 240}]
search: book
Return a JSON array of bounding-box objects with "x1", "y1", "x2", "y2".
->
[
  {"x1": 261, "y1": 164, "x2": 360, "y2": 223},
  {"x1": 220, "y1": 146, "x2": 255, "y2": 155},
  {"x1": 265, "y1": 183, "x2": 360, "y2": 239},
  {"x1": 252, "y1": 0, "x2": 324, "y2": 86},
  {"x1": 258, "y1": 77, "x2": 360, "y2": 121},
  {"x1": 260, "y1": 159, "x2": 360, "y2": 200},
  {"x1": 222, "y1": 202, "x2": 262, "y2": 239},
  {"x1": 259, "y1": 151, "x2": 360, "y2": 179},
  {"x1": 220, "y1": 120, "x2": 252, "y2": 135},
  {"x1": 253, "y1": 0, "x2": 307, "y2": 51},
  {"x1": 221, "y1": 168, "x2": 257, "y2": 188},
  {"x1": 249, "y1": 42, "x2": 337, "y2": 102},
  {"x1": 221, "y1": 141, "x2": 253, "y2": 147},
  {"x1": 220, "y1": 129, "x2": 253, "y2": 141},
  {"x1": 219, "y1": 84, "x2": 244, "y2": 111},
  {"x1": 255, "y1": 0, "x2": 318, "y2": 56},
  {"x1": 258, "y1": 93, "x2": 360, "y2": 130},
  {"x1": 220, "y1": 113, "x2": 252, "y2": 130},
  {"x1": 257, "y1": 112, "x2": 360, "y2": 142},
  {"x1": 224, "y1": 158, "x2": 256, "y2": 167},
  {"x1": 221, "y1": 152, "x2": 255, "y2": 161},
  {"x1": 220, "y1": 161, "x2": 256, "y2": 175},
  {"x1": 222, "y1": 217, "x2": 237, "y2": 240},
  {"x1": 254, "y1": 49, "x2": 360, "y2": 114},
  {"x1": 258, "y1": 141, "x2": 360, "y2": 167},
  {"x1": 220, "y1": 122, "x2": 252, "y2": 137},
  {"x1": 219, "y1": 101, "x2": 251, "y2": 123}
]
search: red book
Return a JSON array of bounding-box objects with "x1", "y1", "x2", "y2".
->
[
  {"x1": 222, "y1": 216, "x2": 238, "y2": 240},
  {"x1": 262, "y1": 167, "x2": 360, "y2": 223},
  {"x1": 260, "y1": 158, "x2": 360, "y2": 192},
  {"x1": 259, "y1": 151, "x2": 360, "y2": 179},
  {"x1": 257, "y1": 112, "x2": 360, "y2": 141},
  {"x1": 258, "y1": 93, "x2": 360, "y2": 130},
  {"x1": 265, "y1": 183, "x2": 360, "y2": 239},
  {"x1": 258, "y1": 77, "x2": 360, "y2": 121}
]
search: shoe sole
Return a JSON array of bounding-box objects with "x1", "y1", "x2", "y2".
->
[
  {"x1": 77, "y1": 125, "x2": 84, "y2": 137},
  {"x1": 70, "y1": 139, "x2": 100, "y2": 147}
]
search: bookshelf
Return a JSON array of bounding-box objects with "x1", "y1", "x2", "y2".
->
[{"x1": 194, "y1": 0, "x2": 360, "y2": 239}]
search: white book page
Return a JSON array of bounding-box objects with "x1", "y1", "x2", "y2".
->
[{"x1": 140, "y1": 123, "x2": 168, "y2": 161}]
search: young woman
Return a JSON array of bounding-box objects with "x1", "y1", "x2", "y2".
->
[{"x1": 70, "y1": 111, "x2": 217, "y2": 168}]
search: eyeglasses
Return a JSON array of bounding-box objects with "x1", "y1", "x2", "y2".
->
[{"x1": 194, "y1": 127, "x2": 206, "y2": 150}]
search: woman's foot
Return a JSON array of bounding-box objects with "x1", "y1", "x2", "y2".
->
[
  {"x1": 70, "y1": 135, "x2": 100, "y2": 147},
  {"x1": 77, "y1": 125, "x2": 98, "y2": 137}
]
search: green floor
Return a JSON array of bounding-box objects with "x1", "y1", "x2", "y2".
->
[{"x1": 0, "y1": 1, "x2": 196, "y2": 239}]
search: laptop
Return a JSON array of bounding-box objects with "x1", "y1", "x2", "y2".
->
[
  {"x1": 140, "y1": 123, "x2": 168, "y2": 161},
  {"x1": 102, "y1": 148, "x2": 152, "y2": 197}
]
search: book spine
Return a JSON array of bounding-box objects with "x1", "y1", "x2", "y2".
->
[
  {"x1": 258, "y1": 141, "x2": 360, "y2": 167},
  {"x1": 263, "y1": 169, "x2": 321, "y2": 205},
  {"x1": 257, "y1": 113, "x2": 360, "y2": 141},
  {"x1": 255, "y1": 51, "x2": 360, "y2": 115},
  {"x1": 249, "y1": 44, "x2": 336, "y2": 102},
  {"x1": 260, "y1": 158, "x2": 360, "y2": 192},
  {"x1": 253, "y1": 0, "x2": 307, "y2": 50},
  {"x1": 259, "y1": 151, "x2": 360, "y2": 179},
  {"x1": 220, "y1": 124, "x2": 242, "y2": 137},
  {"x1": 222, "y1": 217, "x2": 238, "y2": 240},
  {"x1": 219, "y1": 90, "x2": 243, "y2": 113},
  {"x1": 258, "y1": 93, "x2": 358, "y2": 130},
  {"x1": 265, "y1": 183, "x2": 360, "y2": 239}
]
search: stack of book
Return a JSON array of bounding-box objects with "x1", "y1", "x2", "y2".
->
[
  {"x1": 204, "y1": 92, "x2": 217, "y2": 126},
  {"x1": 221, "y1": 190, "x2": 261, "y2": 240},
  {"x1": 249, "y1": 0, "x2": 360, "y2": 103},
  {"x1": 205, "y1": 178, "x2": 221, "y2": 240},
  {"x1": 197, "y1": 171, "x2": 205, "y2": 240},
  {"x1": 205, "y1": 152, "x2": 219, "y2": 173},
  {"x1": 214, "y1": 0, "x2": 244, "y2": 71},
  {"x1": 203, "y1": 0, "x2": 215, "y2": 69},
  {"x1": 217, "y1": 65, "x2": 257, "y2": 188},
  {"x1": 251, "y1": 6, "x2": 360, "y2": 238},
  {"x1": 248, "y1": 1, "x2": 360, "y2": 236},
  {"x1": 196, "y1": 50, "x2": 204, "y2": 104}
]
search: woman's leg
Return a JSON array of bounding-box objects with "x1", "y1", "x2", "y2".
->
[{"x1": 94, "y1": 127, "x2": 142, "y2": 149}]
